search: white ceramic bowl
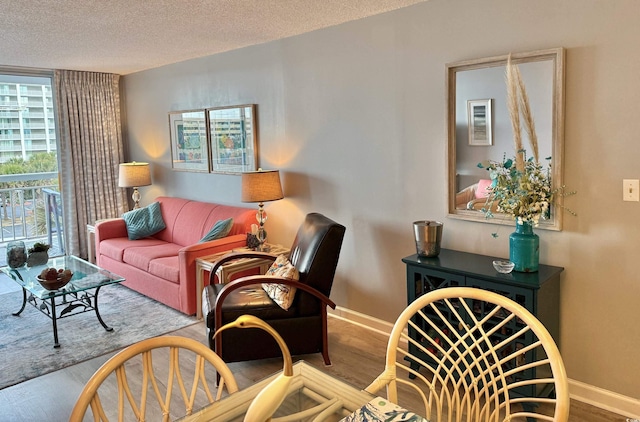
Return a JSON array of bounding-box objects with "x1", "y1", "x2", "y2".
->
[{"x1": 492, "y1": 260, "x2": 515, "y2": 274}]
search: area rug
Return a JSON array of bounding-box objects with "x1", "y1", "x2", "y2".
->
[{"x1": 0, "y1": 283, "x2": 198, "y2": 390}]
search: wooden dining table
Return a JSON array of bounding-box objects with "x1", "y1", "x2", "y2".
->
[{"x1": 179, "y1": 361, "x2": 427, "y2": 421}]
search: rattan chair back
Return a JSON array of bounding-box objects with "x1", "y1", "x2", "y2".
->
[
  {"x1": 365, "y1": 287, "x2": 569, "y2": 421},
  {"x1": 69, "y1": 335, "x2": 238, "y2": 421}
]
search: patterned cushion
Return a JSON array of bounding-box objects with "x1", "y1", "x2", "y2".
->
[
  {"x1": 199, "y1": 218, "x2": 234, "y2": 242},
  {"x1": 123, "y1": 202, "x2": 166, "y2": 240},
  {"x1": 262, "y1": 255, "x2": 299, "y2": 310}
]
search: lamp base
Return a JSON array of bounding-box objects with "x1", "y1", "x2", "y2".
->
[
  {"x1": 256, "y1": 242, "x2": 271, "y2": 252},
  {"x1": 256, "y1": 202, "x2": 268, "y2": 250},
  {"x1": 132, "y1": 187, "x2": 141, "y2": 209}
]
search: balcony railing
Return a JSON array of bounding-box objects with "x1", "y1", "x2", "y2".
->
[{"x1": 0, "y1": 172, "x2": 63, "y2": 254}]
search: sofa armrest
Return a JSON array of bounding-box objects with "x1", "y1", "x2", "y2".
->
[
  {"x1": 456, "y1": 183, "x2": 477, "y2": 208},
  {"x1": 95, "y1": 218, "x2": 127, "y2": 243},
  {"x1": 178, "y1": 234, "x2": 248, "y2": 255},
  {"x1": 178, "y1": 233, "x2": 249, "y2": 315}
]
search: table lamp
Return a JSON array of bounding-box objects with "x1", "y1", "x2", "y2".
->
[
  {"x1": 241, "y1": 169, "x2": 283, "y2": 251},
  {"x1": 118, "y1": 162, "x2": 152, "y2": 210}
]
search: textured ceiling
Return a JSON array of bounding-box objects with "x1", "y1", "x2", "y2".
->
[{"x1": 0, "y1": 0, "x2": 427, "y2": 75}]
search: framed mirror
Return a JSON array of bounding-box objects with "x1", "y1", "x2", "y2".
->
[
  {"x1": 446, "y1": 48, "x2": 565, "y2": 230},
  {"x1": 207, "y1": 104, "x2": 258, "y2": 174},
  {"x1": 168, "y1": 110, "x2": 209, "y2": 172}
]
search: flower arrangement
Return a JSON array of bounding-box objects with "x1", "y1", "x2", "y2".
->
[
  {"x1": 479, "y1": 152, "x2": 552, "y2": 225},
  {"x1": 479, "y1": 55, "x2": 574, "y2": 227}
]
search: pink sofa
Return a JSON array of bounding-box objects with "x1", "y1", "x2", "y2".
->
[{"x1": 95, "y1": 196, "x2": 256, "y2": 315}]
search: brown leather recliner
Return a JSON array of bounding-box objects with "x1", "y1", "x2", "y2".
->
[{"x1": 202, "y1": 213, "x2": 346, "y2": 365}]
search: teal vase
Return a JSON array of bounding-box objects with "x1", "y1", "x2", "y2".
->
[{"x1": 509, "y1": 221, "x2": 539, "y2": 272}]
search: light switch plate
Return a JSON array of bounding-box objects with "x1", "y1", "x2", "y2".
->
[{"x1": 623, "y1": 179, "x2": 639, "y2": 201}]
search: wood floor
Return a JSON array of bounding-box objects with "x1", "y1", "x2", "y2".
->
[{"x1": 0, "y1": 317, "x2": 629, "y2": 421}]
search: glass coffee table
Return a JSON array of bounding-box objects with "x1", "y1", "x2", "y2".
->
[
  {"x1": 181, "y1": 361, "x2": 427, "y2": 421},
  {"x1": 1, "y1": 255, "x2": 125, "y2": 348}
]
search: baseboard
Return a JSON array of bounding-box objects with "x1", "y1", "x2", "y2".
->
[
  {"x1": 329, "y1": 306, "x2": 640, "y2": 419},
  {"x1": 569, "y1": 378, "x2": 640, "y2": 419}
]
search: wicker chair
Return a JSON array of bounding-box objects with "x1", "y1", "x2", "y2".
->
[
  {"x1": 69, "y1": 336, "x2": 238, "y2": 422},
  {"x1": 365, "y1": 287, "x2": 569, "y2": 422}
]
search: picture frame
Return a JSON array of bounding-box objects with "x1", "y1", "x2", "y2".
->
[
  {"x1": 169, "y1": 110, "x2": 209, "y2": 172},
  {"x1": 207, "y1": 104, "x2": 258, "y2": 174},
  {"x1": 467, "y1": 99, "x2": 493, "y2": 146}
]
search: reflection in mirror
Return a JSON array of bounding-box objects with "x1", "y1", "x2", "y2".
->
[
  {"x1": 207, "y1": 104, "x2": 258, "y2": 174},
  {"x1": 446, "y1": 48, "x2": 565, "y2": 230}
]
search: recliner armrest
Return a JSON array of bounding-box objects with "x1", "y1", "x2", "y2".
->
[
  {"x1": 213, "y1": 276, "x2": 336, "y2": 313},
  {"x1": 208, "y1": 275, "x2": 337, "y2": 364}
]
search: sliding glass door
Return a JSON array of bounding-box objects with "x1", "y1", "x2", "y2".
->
[{"x1": 0, "y1": 70, "x2": 64, "y2": 261}]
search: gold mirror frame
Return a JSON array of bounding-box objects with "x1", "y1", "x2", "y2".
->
[{"x1": 446, "y1": 48, "x2": 565, "y2": 230}]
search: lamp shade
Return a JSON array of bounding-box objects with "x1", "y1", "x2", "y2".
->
[
  {"x1": 118, "y1": 162, "x2": 152, "y2": 188},
  {"x1": 241, "y1": 170, "x2": 284, "y2": 203}
]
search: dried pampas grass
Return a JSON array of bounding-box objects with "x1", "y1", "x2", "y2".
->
[
  {"x1": 506, "y1": 55, "x2": 524, "y2": 171},
  {"x1": 506, "y1": 54, "x2": 539, "y2": 167},
  {"x1": 515, "y1": 65, "x2": 539, "y2": 162}
]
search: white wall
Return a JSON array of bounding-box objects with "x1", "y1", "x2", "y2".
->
[{"x1": 123, "y1": 0, "x2": 640, "y2": 404}]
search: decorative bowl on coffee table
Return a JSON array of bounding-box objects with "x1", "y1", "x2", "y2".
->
[
  {"x1": 37, "y1": 270, "x2": 73, "y2": 290},
  {"x1": 36, "y1": 276, "x2": 70, "y2": 290}
]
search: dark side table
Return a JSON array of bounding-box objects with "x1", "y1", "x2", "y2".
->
[
  {"x1": 402, "y1": 248, "x2": 564, "y2": 400},
  {"x1": 403, "y1": 249, "x2": 563, "y2": 342}
]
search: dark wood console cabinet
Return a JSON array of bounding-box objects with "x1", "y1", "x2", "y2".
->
[{"x1": 402, "y1": 248, "x2": 564, "y2": 398}]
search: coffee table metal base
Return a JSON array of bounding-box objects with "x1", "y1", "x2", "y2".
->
[{"x1": 13, "y1": 285, "x2": 113, "y2": 348}]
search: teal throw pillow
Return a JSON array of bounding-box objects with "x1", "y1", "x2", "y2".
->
[
  {"x1": 123, "y1": 202, "x2": 166, "y2": 240},
  {"x1": 199, "y1": 218, "x2": 234, "y2": 242}
]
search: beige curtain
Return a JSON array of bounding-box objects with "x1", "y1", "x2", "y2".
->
[{"x1": 54, "y1": 70, "x2": 128, "y2": 259}]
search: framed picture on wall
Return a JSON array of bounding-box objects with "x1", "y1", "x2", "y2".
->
[
  {"x1": 169, "y1": 110, "x2": 210, "y2": 172},
  {"x1": 467, "y1": 99, "x2": 493, "y2": 146},
  {"x1": 207, "y1": 104, "x2": 258, "y2": 174}
]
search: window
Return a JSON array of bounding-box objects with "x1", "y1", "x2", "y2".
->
[{"x1": 0, "y1": 70, "x2": 63, "y2": 250}]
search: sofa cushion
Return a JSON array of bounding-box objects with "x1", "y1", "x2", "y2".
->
[
  {"x1": 99, "y1": 237, "x2": 167, "y2": 263},
  {"x1": 123, "y1": 202, "x2": 166, "y2": 240},
  {"x1": 475, "y1": 179, "x2": 493, "y2": 199},
  {"x1": 151, "y1": 197, "x2": 256, "y2": 246},
  {"x1": 262, "y1": 255, "x2": 299, "y2": 310},
  {"x1": 202, "y1": 205, "x2": 257, "y2": 237},
  {"x1": 123, "y1": 243, "x2": 182, "y2": 272},
  {"x1": 153, "y1": 197, "x2": 191, "y2": 243},
  {"x1": 200, "y1": 218, "x2": 234, "y2": 242},
  {"x1": 148, "y1": 256, "x2": 180, "y2": 283}
]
